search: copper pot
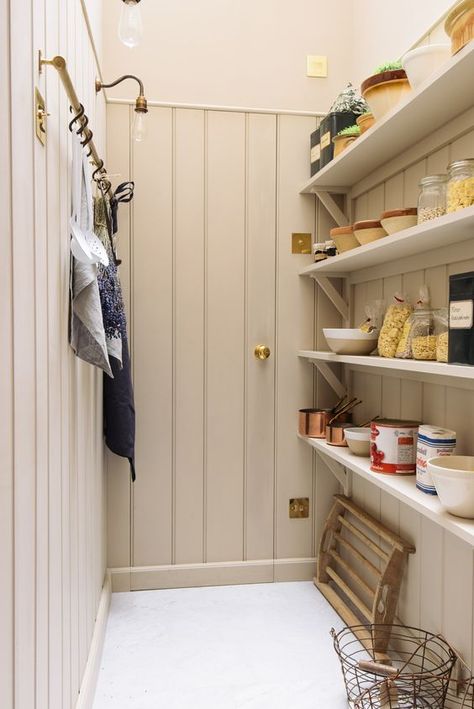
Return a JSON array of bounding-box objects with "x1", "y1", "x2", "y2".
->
[
  {"x1": 299, "y1": 409, "x2": 352, "y2": 439},
  {"x1": 326, "y1": 422, "x2": 353, "y2": 446}
]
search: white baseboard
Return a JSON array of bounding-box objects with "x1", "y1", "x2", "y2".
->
[
  {"x1": 76, "y1": 573, "x2": 112, "y2": 709},
  {"x1": 109, "y1": 558, "x2": 317, "y2": 592}
]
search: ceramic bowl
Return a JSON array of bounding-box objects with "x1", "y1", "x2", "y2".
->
[
  {"x1": 345, "y1": 427, "x2": 371, "y2": 457},
  {"x1": 330, "y1": 226, "x2": 359, "y2": 253},
  {"x1": 323, "y1": 328, "x2": 379, "y2": 356},
  {"x1": 402, "y1": 44, "x2": 451, "y2": 89},
  {"x1": 353, "y1": 220, "x2": 387, "y2": 245},
  {"x1": 427, "y1": 456, "x2": 474, "y2": 518},
  {"x1": 380, "y1": 208, "x2": 418, "y2": 234},
  {"x1": 356, "y1": 112, "x2": 375, "y2": 134}
]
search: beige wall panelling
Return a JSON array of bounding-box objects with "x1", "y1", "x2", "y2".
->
[
  {"x1": 132, "y1": 106, "x2": 174, "y2": 569},
  {"x1": 0, "y1": 0, "x2": 13, "y2": 704},
  {"x1": 419, "y1": 519, "x2": 443, "y2": 634},
  {"x1": 275, "y1": 114, "x2": 316, "y2": 560},
  {"x1": 105, "y1": 103, "x2": 133, "y2": 572},
  {"x1": 174, "y1": 108, "x2": 206, "y2": 564},
  {"x1": 205, "y1": 111, "x2": 246, "y2": 563},
  {"x1": 244, "y1": 113, "x2": 277, "y2": 562},
  {"x1": 443, "y1": 536, "x2": 474, "y2": 667},
  {"x1": 11, "y1": 0, "x2": 37, "y2": 704}
]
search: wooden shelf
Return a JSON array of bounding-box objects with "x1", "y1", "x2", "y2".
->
[
  {"x1": 298, "y1": 434, "x2": 474, "y2": 547},
  {"x1": 299, "y1": 350, "x2": 474, "y2": 384},
  {"x1": 300, "y1": 42, "x2": 474, "y2": 194},
  {"x1": 299, "y1": 206, "x2": 474, "y2": 278}
]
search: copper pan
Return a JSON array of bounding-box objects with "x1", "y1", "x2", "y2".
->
[
  {"x1": 299, "y1": 408, "x2": 352, "y2": 438},
  {"x1": 326, "y1": 422, "x2": 353, "y2": 446}
]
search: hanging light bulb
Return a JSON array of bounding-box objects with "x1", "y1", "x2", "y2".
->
[
  {"x1": 132, "y1": 107, "x2": 147, "y2": 142},
  {"x1": 96, "y1": 76, "x2": 148, "y2": 142},
  {"x1": 119, "y1": 0, "x2": 143, "y2": 48}
]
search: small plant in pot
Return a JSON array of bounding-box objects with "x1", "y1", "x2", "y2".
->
[
  {"x1": 332, "y1": 124, "x2": 361, "y2": 157},
  {"x1": 361, "y1": 60, "x2": 411, "y2": 120}
]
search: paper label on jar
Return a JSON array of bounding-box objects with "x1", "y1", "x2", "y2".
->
[
  {"x1": 450, "y1": 299, "x2": 473, "y2": 329},
  {"x1": 310, "y1": 145, "x2": 321, "y2": 162},
  {"x1": 320, "y1": 131, "x2": 331, "y2": 150}
]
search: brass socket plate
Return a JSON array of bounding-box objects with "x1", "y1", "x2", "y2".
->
[
  {"x1": 292, "y1": 233, "x2": 312, "y2": 254},
  {"x1": 35, "y1": 88, "x2": 47, "y2": 146},
  {"x1": 289, "y1": 498, "x2": 310, "y2": 519}
]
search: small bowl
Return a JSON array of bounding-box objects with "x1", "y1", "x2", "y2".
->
[
  {"x1": 353, "y1": 220, "x2": 387, "y2": 245},
  {"x1": 427, "y1": 456, "x2": 474, "y2": 518},
  {"x1": 330, "y1": 226, "x2": 359, "y2": 253},
  {"x1": 402, "y1": 44, "x2": 451, "y2": 89},
  {"x1": 345, "y1": 427, "x2": 371, "y2": 457},
  {"x1": 380, "y1": 208, "x2": 418, "y2": 235},
  {"x1": 323, "y1": 328, "x2": 379, "y2": 356}
]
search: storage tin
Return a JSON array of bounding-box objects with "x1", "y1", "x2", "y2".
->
[
  {"x1": 319, "y1": 111, "x2": 358, "y2": 168},
  {"x1": 310, "y1": 128, "x2": 321, "y2": 176},
  {"x1": 416, "y1": 425, "x2": 456, "y2": 494},
  {"x1": 370, "y1": 419, "x2": 420, "y2": 474}
]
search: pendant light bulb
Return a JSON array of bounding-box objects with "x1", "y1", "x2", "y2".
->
[
  {"x1": 132, "y1": 110, "x2": 147, "y2": 142},
  {"x1": 119, "y1": 0, "x2": 143, "y2": 48}
]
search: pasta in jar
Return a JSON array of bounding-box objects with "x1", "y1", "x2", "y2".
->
[{"x1": 378, "y1": 294, "x2": 412, "y2": 358}]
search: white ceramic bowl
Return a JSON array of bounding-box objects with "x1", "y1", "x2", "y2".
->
[
  {"x1": 427, "y1": 456, "x2": 474, "y2": 518},
  {"x1": 323, "y1": 328, "x2": 379, "y2": 356},
  {"x1": 345, "y1": 427, "x2": 371, "y2": 457},
  {"x1": 402, "y1": 44, "x2": 451, "y2": 90}
]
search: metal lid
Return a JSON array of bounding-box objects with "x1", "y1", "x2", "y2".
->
[
  {"x1": 419, "y1": 174, "x2": 447, "y2": 186},
  {"x1": 447, "y1": 158, "x2": 474, "y2": 171}
]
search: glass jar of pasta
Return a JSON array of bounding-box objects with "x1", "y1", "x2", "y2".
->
[
  {"x1": 410, "y1": 309, "x2": 437, "y2": 361},
  {"x1": 447, "y1": 159, "x2": 474, "y2": 213}
]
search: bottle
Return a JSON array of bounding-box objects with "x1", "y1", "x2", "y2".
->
[
  {"x1": 313, "y1": 242, "x2": 327, "y2": 262},
  {"x1": 324, "y1": 240, "x2": 337, "y2": 257}
]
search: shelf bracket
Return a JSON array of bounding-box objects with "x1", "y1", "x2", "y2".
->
[
  {"x1": 315, "y1": 190, "x2": 349, "y2": 227},
  {"x1": 309, "y1": 359, "x2": 346, "y2": 398},
  {"x1": 316, "y1": 450, "x2": 352, "y2": 497},
  {"x1": 315, "y1": 275, "x2": 349, "y2": 320}
]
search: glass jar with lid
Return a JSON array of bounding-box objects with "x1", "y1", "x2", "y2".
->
[
  {"x1": 447, "y1": 159, "x2": 474, "y2": 213},
  {"x1": 417, "y1": 174, "x2": 447, "y2": 224},
  {"x1": 410, "y1": 309, "x2": 437, "y2": 361}
]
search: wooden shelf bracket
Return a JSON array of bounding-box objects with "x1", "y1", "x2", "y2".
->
[
  {"x1": 315, "y1": 190, "x2": 349, "y2": 227},
  {"x1": 317, "y1": 449, "x2": 352, "y2": 497}
]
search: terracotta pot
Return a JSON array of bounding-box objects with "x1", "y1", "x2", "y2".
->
[
  {"x1": 332, "y1": 133, "x2": 358, "y2": 158},
  {"x1": 361, "y1": 69, "x2": 411, "y2": 119},
  {"x1": 356, "y1": 112, "x2": 375, "y2": 134}
]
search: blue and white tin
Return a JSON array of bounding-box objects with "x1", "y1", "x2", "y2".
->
[{"x1": 416, "y1": 425, "x2": 456, "y2": 494}]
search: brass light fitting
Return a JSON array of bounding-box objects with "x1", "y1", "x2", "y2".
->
[
  {"x1": 95, "y1": 75, "x2": 148, "y2": 114},
  {"x1": 96, "y1": 75, "x2": 148, "y2": 141}
]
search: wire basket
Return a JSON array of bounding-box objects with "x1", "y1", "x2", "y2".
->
[
  {"x1": 354, "y1": 675, "x2": 452, "y2": 707},
  {"x1": 332, "y1": 624, "x2": 457, "y2": 708}
]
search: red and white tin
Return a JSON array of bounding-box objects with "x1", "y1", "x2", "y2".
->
[{"x1": 370, "y1": 419, "x2": 420, "y2": 474}]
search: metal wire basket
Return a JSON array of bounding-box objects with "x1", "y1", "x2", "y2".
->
[{"x1": 332, "y1": 624, "x2": 457, "y2": 708}]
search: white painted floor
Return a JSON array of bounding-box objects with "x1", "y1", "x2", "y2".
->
[{"x1": 93, "y1": 581, "x2": 348, "y2": 709}]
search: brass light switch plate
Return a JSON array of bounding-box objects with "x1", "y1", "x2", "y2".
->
[
  {"x1": 289, "y1": 498, "x2": 310, "y2": 519},
  {"x1": 292, "y1": 233, "x2": 312, "y2": 254},
  {"x1": 35, "y1": 88, "x2": 47, "y2": 146}
]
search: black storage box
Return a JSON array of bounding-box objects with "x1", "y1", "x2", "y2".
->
[
  {"x1": 319, "y1": 111, "x2": 358, "y2": 168},
  {"x1": 310, "y1": 128, "x2": 320, "y2": 176},
  {"x1": 448, "y1": 271, "x2": 474, "y2": 365}
]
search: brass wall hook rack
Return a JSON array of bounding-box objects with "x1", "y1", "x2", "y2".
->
[{"x1": 38, "y1": 51, "x2": 110, "y2": 190}]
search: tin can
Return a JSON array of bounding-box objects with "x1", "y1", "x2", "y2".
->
[
  {"x1": 370, "y1": 419, "x2": 420, "y2": 475},
  {"x1": 416, "y1": 425, "x2": 456, "y2": 494}
]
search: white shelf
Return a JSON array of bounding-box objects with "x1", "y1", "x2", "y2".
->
[
  {"x1": 300, "y1": 42, "x2": 474, "y2": 194},
  {"x1": 299, "y1": 433, "x2": 474, "y2": 547},
  {"x1": 299, "y1": 350, "x2": 474, "y2": 383},
  {"x1": 299, "y1": 206, "x2": 474, "y2": 278}
]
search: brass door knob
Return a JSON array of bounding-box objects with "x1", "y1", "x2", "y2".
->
[{"x1": 254, "y1": 344, "x2": 271, "y2": 360}]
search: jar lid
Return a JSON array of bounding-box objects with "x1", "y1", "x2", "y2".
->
[
  {"x1": 353, "y1": 219, "x2": 382, "y2": 230},
  {"x1": 419, "y1": 174, "x2": 447, "y2": 186},
  {"x1": 324, "y1": 240, "x2": 336, "y2": 246},
  {"x1": 313, "y1": 242, "x2": 326, "y2": 251},
  {"x1": 330, "y1": 225, "x2": 354, "y2": 236},
  {"x1": 447, "y1": 159, "x2": 474, "y2": 171},
  {"x1": 381, "y1": 208, "x2": 418, "y2": 219}
]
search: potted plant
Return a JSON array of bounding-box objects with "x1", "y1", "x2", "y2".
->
[
  {"x1": 361, "y1": 60, "x2": 411, "y2": 119},
  {"x1": 332, "y1": 124, "x2": 361, "y2": 157}
]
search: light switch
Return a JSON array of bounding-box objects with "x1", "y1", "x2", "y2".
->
[{"x1": 307, "y1": 55, "x2": 328, "y2": 78}]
